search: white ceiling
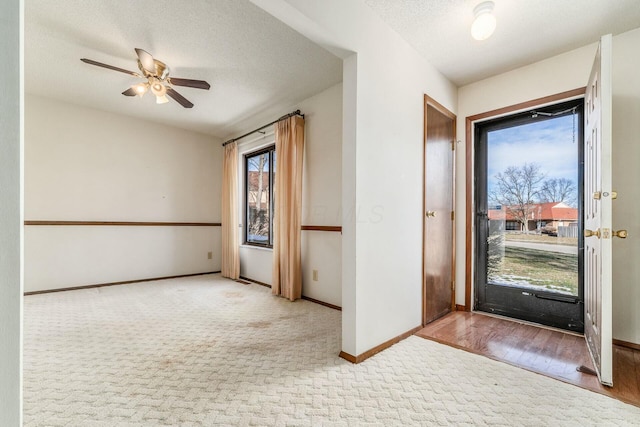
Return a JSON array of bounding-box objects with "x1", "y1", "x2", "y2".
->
[
  {"x1": 364, "y1": 0, "x2": 640, "y2": 86},
  {"x1": 25, "y1": 0, "x2": 343, "y2": 139},
  {"x1": 26, "y1": 1, "x2": 640, "y2": 138}
]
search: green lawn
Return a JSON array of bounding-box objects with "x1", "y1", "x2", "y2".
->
[{"x1": 489, "y1": 246, "x2": 578, "y2": 295}]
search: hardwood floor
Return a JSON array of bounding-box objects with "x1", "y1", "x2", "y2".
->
[{"x1": 416, "y1": 311, "x2": 640, "y2": 407}]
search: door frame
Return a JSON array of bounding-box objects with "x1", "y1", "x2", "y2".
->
[
  {"x1": 464, "y1": 88, "x2": 586, "y2": 311},
  {"x1": 422, "y1": 94, "x2": 457, "y2": 326}
]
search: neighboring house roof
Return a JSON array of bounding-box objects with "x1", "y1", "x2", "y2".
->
[{"x1": 488, "y1": 202, "x2": 578, "y2": 222}]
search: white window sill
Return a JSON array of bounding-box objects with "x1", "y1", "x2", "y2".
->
[{"x1": 240, "y1": 244, "x2": 273, "y2": 252}]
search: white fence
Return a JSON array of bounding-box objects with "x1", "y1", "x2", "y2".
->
[{"x1": 558, "y1": 224, "x2": 578, "y2": 238}]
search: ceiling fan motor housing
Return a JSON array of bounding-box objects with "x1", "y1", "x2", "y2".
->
[{"x1": 138, "y1": 59, "x2": 169, "y2": 80}]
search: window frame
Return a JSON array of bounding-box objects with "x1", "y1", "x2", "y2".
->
[{"x1": 243, "y1": 145, "x2": 275, "y2": 248}]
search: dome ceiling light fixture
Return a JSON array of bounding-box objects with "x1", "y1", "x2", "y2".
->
[
  {"x1": 80, "y1": 48, "x2": 211, "y2": 108},
  {"x1": 471, "y1": 1, "x2": 497, "y2": 41}
]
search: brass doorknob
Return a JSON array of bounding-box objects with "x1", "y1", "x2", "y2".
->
[
  {"x1": 613, "y1": 230, "x2": 628, "y2": 238},
  {"x1": 584, "y1": 228, "x2": 601, "y2": 238},
  {"x1": 426, "y1": 211, "x2": 436, "y2": 218}
]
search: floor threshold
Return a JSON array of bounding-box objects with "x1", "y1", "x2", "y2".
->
[{"x1": 472, "y1": 310, "x2": 584, "y2": 337}]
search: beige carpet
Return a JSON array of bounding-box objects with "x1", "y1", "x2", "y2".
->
[{"x1": 24, "y1": 274, "x2": 640, "y2": 426}]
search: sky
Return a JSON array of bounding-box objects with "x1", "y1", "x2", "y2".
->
[
  {"x1": 247, "y1": 151, "x2": 272, "y2": 172},
  {"x1": 487, "y1": 114, "x2": 578, "y2": 194}
]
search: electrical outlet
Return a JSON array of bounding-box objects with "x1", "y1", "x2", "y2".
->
[
  {"x1": 312, "y1": 270, "x2": 318, "y2": 281},
  {"x1": 207, "y1": 251, "x2": 213, "y2": 259}
]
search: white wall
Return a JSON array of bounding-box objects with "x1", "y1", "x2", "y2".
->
[
  {"x1": 611, "y1": 28, "x2": 640, "y2": 344},
  {"x1": 0, "y1": 0, "x2": 22, "y2": 424},
  {"x1": 457, "y1": 28, "x2": 640, "y2": 344},
  {"x1": 238, "y1": 83, "x2": 343, "y2": 307},
  {"x1": 24, "y1": 95, "x2": 222, "y2": 292},
  {"x1": 300, "y1": 83, "x2": 343, "y2": 306},
  {"x1": 253, "y1": 0, "x2": 458, "y2": 356}
]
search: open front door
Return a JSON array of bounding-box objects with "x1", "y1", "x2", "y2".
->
[{"x1": 584, "y1": 34, "x2": 613, "y2": 386}]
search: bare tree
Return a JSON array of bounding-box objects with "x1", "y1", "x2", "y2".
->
[
  {"x1": 489, "y1": 163, "x2": 545, "y2": 234},
  {"x1": 540, "y1": 177, "x2": 576, "y2": 207},
  {"x1": 249, "y1": 154, "x2": 266, "y2": 212}
]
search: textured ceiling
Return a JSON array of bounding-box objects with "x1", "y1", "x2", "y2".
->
[
  {"x1": 364, "y1": 0, "x2": 640, "y2": 86},
  {"x1": 26, "y1": 0, "x2": 640, "y2": 136},
  {"x1": 25, "y1": 0, "x2": 343, "y2": 138}
]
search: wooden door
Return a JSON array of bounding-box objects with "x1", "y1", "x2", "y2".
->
[
  {"x1": 423, "y1": 97, "x2": 456, "y2": 325},
  {"x1": 584, "y1": 34, "x2": 613, "y2": 386}
]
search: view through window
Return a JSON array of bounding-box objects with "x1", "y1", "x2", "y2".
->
[
  {"x1": 486, "y1": 111, "x2": 579, "y2": 296},
  {"x1": 245, "y1": 146, "x2": 275, "y2": 246}
]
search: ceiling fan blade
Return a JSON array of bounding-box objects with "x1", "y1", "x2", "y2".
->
[
  {"x1": 122, "y1": 87, "x2": 137, "y2": 96},
  {"x1": 135, "y1": 48, "x2": 156, "y2": 75},
  {"x1": 166, "y1": 87, "x2": 194, "y2": 108},
  {"x1": 168, "y1": 77, "x2": 211, "y2": 90},
  {"x1": 80, "y1": 58, "x2": 141, "y2": 77}
]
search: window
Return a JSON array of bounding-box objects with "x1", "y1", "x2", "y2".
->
[{"x1": 244, "y1": 146, "x2": 275, "y2": 247}]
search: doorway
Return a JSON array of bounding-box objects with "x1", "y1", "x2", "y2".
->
[
  {"x1": 423, "y1": 95, "x2": 456, "y2": 325},
  {"x1": 473, "y1": 98, "x2": 584, "y2": 332}
]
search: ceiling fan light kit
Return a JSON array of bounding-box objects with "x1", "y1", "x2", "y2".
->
[
  {"x1": 471, "y1": 1, "x2": 496, "y2": 41},
  {"x1": 149, "y1": 77, "x2": 167, "y2": 97},
  {"x1": 133, "y1": 82, "x2": 149, "y2": 96},
  {"x1": 80, "y1": 48, "x2": 210, "y2": 108}
]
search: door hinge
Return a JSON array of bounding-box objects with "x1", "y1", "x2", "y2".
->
[
  {"x1": 451, "y1": 140, "x2": 456, "y2": 151},
  {"x1": 451, "y1": 211, "x2": 455, "y2": 221},
  {"x1": 451, "y1": 280, "x2": 455, "y2": 291}
]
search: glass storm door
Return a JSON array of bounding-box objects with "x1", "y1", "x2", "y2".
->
[{"x1": 474, "y1": 99, "x2": 584, "y2": 332}]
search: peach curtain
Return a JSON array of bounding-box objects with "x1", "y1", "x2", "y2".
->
[
  {"x1": 221, "y1": 142, "x2": 240, "y2": 279},
  {"x1": 272, "y1": 116, "x2": 305, "y2": 300}
]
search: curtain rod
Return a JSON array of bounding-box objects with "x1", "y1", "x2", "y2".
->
[{"x1": 222, "y1": 109, "x2": 304, "y2": 147}]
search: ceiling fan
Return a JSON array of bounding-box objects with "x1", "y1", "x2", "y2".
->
[{"x1": 81, "y1": 48, "x2": 210, "y2": 108}]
